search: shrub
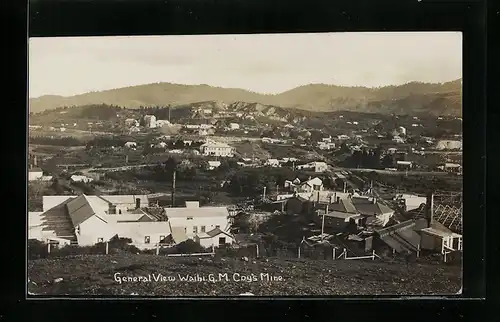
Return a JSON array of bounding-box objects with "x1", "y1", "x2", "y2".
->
[
  {"x1": 165, "y1": 239, "x2": 207, "y2": 254},
  {"x1": 28, "y1": 239, "x2": 48, "y2": 260}
]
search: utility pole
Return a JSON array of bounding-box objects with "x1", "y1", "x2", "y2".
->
[
  {"x1": 263, "y1": 186, "x2": 266, "y2": 201},
  {"x1": 321, "y1": 204, "x2": 328, "y2": 241},
  {"x1": 171, "y1": 170, "x2": 176, "y2": 207},
  {"x1": 168, "y1": 106, "x2": 171, "y2": 123}
]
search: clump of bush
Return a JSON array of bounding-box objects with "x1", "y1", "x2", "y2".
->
[
  {"x1": 28, "y1": 236, "x2": 145, "y2": 260},
  {"x1": 163, "y1": 239, "x2": 207, "y2": 255}
]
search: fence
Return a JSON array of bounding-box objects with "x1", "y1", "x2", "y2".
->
[{"x1": 30, "y1": 239, "x2": 380, "y2": 261}]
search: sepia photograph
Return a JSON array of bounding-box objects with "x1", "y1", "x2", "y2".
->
[{"x1": 27, "y1": 32, "x2": 463, "y2": 297}]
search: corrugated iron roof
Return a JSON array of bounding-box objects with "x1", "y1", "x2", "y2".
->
[
  {"x1": 66, "y1": 195, "x2": 97, "y2": 227},
  {"x1": 165, "y1": 206, "x2": 229, "y2": 218}
]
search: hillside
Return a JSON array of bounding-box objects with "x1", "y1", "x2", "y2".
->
[
  {"x1": 28, "y1": 254, "x2": 461, "y2": 296},
  {"x1": 29, "y1": 79, "x2": 462, "y2": 116}
]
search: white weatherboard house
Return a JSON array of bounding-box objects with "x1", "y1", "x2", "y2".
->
[
  {"x1": 296, "y1": 161, "x2": 328, "y2": 173},
  {"x1": 31, "y1": 196, "x2": 233, "y2": 249},
  {"x1": 195, "y1": 227, "x2": 234, "y2": 248},
  {"x1": 298, "y1": 177, "x2": 324, "y2": 193},
  {"x1": 30, "y1": 195, "x2": 173, "y2": 248},
  {"x1": 200, "y1": 141, "x2": 235, "y2": 157},
  {"x1": 165, "y1": 201, "x2": 232, "y2": 241},
  {"x1": 124, "y1": 141, "x2": 137, "y2": 148},
  {"x1": 28, "y1": 168, "x2": 44, "y2": 181},
  {"x1": 207, "y1": 161, "x2": 221, "y2": 170},
  {"x1": 144, "y1": 115, "x2": 157, "y2": 128},
  {"x1": 70, "y1": 175, "x2": 94, "y2": 183}
]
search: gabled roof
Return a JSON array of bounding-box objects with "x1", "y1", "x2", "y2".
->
[
  {"x1": 328, "y1": 198, "x2": 359, "y2": 214},
  {"x1": 170, "y1": 226, "x2": 189, "y2": 243},
  {"x1": 351, "y1": 197, "x2": 394, "y2": 216},
  {"x1": 325, "y1": 211, "x2": 363, "y2": 220},
  {"x1": 66, "y1": 194, "x2": 107, "y2": 227},
  {"x1": 198, "y1": 227, "x2": 233, "y2": 239},
  {"x1": 165, "y1": 206, "x2": 229, "y2": 218}
]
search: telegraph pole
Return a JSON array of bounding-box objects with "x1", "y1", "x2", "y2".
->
[
  {"x1": 321, "y1": 204, "x2": 328, "y2": 241},
  {"x1": 171, "y1": 170, "x2": 176, "y2": 207},
  {"x1": 263, "y1": 186, "x2": 266, "y2": 201}
]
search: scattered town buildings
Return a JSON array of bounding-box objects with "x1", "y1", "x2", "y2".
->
[
  {"x1": 296, "y1": 161, "x2": 328, "y2": 173},
  {"x1": 200, "y1": 141, "x2": 235, "y2": 157},
  {"x1": 144, "y1": 115, "x2": 157, "y2": 128},
  {"x1": 28, "y1": 168, "x2": 44, "y2": 181},
  {"x1": 396, "y1": 160, "x2": 413, "y2": 170},
  {"x1": 70, "y1": 175, "x2": 94, "y2": 183},
  {"x1": 229, "y1": 123, "x2": 240, "y2": 130},
  {"x1": 124, "y1": 141, "x2": 137, "y2": 149},
  {"x1": 207, "y1": 161, "x2": 221, "y2": 170},
  {"x1": 125, "y1": 118, "x2": 139, "y2": 127},
  {"x1": 435, "y1": 140, "x2": 462, "y2": 150},
  {"x1": 265, "y1": 159, "x2": 281, "y2": 167}
]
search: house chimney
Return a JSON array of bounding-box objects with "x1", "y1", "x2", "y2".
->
[
  {"x1": 171, "y1": 170, "x2": 176, "y2": 207},
  {"x1": 135, "y1": 198, "x2": 141, "y2": 209},
  {"x1": 426, "y1": 192, "x2": 434, "y2": 227}
]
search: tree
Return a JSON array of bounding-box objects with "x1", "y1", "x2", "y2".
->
[{"x1": 381, "y1": 154, "x2": 394, "y2": 168}]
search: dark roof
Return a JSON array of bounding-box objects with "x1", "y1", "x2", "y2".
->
[
  {"x1": 351, "y1": 197, "x2": 394, "y2": 216},
  {"x1": 325, "y1": 211, "x2": 363, "y2": 219},
  {"x1": 206, "y1": 227, "x2": 232, "y2": 238},
  {"x1": 41, "y1": 198, "x2": 74, "y2": 231},
  {"x1": 375, "y1": 220, "x2": 421, "y2": 253},
  {"x1": 66, "y1": 195, "x2": 99, "y2": 227},
  {"x1": 327, "y1": 199, "x2": 358, "y2": 214}
]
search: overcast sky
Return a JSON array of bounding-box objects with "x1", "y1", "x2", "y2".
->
[{"x1": 29, "y1": 32, "x2": 462, "y2": 98}]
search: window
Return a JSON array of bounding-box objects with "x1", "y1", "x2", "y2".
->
[
  {"x1": 187, "y1": 217, "x2": 193, "y2": 220},
  {"x1": 193, "y1": 226, "x2": 198, "y2": 234},
  {"x1": 201, "y1": 226, "x2": 206, "y2": 233},
  {"x1": 215, "y1": 225, "x2": 220, "y2": 229},
  {"x1": 119, "y1": 209, "x2": 122, "y2": 214},
  {"x1": 218, "y1": 237, "x2": 226, "y2": 245},
  {"x1": 97, "y1": 238, "x2": 103, "y2": 243},
  {"x1": 144, "y1": 236, "x2": 150, "y2": 244}
]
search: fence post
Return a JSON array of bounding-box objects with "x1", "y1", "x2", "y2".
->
[
  {"x1": 47, "y1": 242, "x2": 51, "y2": 254},
  {"x1": 372, "y1": 250, "x2": 375, "y2": 260},
  {"x1": 298, "y1": 245, "x2": 301, "y2": 259},
  {"x1": 332, "y1": 247, "x2": 336, "y2": 260},
  {"x1": 105, "y1": 242, "x2": 109, "y2": 255},
  {"x1": 255, "y1": 244, "x2": 259, "y2": 258},
  {"x1": 417, "y1": 243, "x2": 420, "y2": 258},
  {"x1": 344, "y1": 248, "x2": 347, "y2": 259},
  {"x1": 212, "y1": 245, "x2": 215, "y2": 254},
  {"x1": 156, "y1": 243, "x2": 160, "y2": 255}
]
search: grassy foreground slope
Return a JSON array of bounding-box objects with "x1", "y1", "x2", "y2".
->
[{"x1": 28, "y1": 254, "x2": 461, "y2": 296}]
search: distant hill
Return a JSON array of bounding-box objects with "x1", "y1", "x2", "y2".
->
[{"x1": 29, "y1": 79, "x2": 462, "y2": 116}]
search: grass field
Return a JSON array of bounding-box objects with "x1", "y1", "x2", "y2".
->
[{"x1": 28, "y1": 254, "x2": 461, "y2": 296}]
